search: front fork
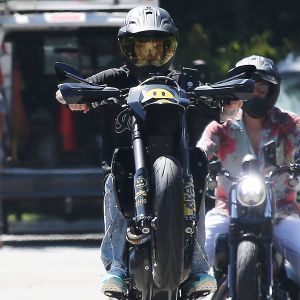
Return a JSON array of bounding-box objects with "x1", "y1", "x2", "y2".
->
[
  {"x1": 131, "y1": 116, "x2": 151, "y2": 236},
  {"x1": 129, "y1": 113, "x2": 197, "y2": 241},
  {"x1": 228, "y1": 222, "x2": 238, "y2": 300},
  {"x1": 262, "y1": 220, "x2": 273, "y2": 299},
  {"x1": 181, "y1": 113, "x2": 197, "y2": 237}
]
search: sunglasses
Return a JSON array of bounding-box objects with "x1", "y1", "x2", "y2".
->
[{"x1": 254, "y1": 82, "x2": 270, "y2": 94}]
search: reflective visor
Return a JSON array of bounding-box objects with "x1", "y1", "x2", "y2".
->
[{"x1": 120, "y1": 36, "x2": 178, "y2": 67}]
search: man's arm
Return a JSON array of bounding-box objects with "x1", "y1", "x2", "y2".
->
[
  {"x1": 55, "y1": 68, "x2": 119, "y2": 113},
  {"x1": 196, "y1": 120, "x2": 221, "y2": 160}
]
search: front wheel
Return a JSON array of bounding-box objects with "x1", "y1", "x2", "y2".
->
[
  {"x1": 211, "y1": 277, "x2": 228, "y2": 300},
  {"x1": 152, "y1": 156, "x2": 185, "y2": 292},
  {"x1": 236, "y1": 241, "x2": 260, "y2": 300}
]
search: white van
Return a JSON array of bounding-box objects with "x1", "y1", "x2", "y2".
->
[{"x1": 0, "y1": 0, "x2": 158, "y2": 233}]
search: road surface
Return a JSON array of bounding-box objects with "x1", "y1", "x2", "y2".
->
[
  {"x1": 0, "y1": 237, "x2": 213, "y2": 300},
  {"x1": 0, "y1": 241, "x2": 108, "y2": 300}
]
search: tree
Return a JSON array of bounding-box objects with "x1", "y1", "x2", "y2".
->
[{"x1": 161, "y1": 0, "x2": 300, "y2": 79}]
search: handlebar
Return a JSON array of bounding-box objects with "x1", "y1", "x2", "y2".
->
[
  {"x1": 55, "y1": 61, "x2": 256, "y2": 108},
  {"x1": 193, "y1": 78, "x2": 255, "y2": 104},
  {"x1": 58, "y1": 78, "x2": 255, "y2": 107},
  {"x1": 209, "y1": 163, "x2": 300, "y2": 185},
  {"x1": 139, "y1": 75, "x2": 181, "y2": 91},
  {"x1": 269, "y1": 164, "x2": 300, "y2": 180},
  {"x1": 58, "y1": 82, "x2": 126, "y2": 105}
]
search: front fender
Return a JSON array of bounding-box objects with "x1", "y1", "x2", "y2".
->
[{"x1": 285, "y1": 260, "x2": 300, "y2": 287}]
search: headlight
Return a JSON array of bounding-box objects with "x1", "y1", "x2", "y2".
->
[{"x1": 236, "y1": 175, "x2": 266, "y2": 207}]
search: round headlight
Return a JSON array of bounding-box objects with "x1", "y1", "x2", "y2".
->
[{"x1": 236, "y1": 175, "x2": 266, "y2": 207}]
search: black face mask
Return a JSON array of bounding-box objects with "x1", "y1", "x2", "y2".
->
[{"x1": 242, "y1": 97, "x2": 274, "y2": 119}]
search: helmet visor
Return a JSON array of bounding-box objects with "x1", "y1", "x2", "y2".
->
[
  {"x1": 120, "y1": 35, "x2": 177, "y2": 67},
  {"x1": 255, "y1": 70, "x2": 280, "y2": 85}
]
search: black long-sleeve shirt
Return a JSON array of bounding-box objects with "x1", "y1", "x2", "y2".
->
[{"x1": 86, "y1": 65, "x2": 139, "y2": 165}]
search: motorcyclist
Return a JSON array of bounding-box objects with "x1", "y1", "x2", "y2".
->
[
  {"x1": 197, "y1": 55, "x2": 300, "y2": 283},
  {"x1": 56, "y1": 6, "x2": 216, "y2": 297}
]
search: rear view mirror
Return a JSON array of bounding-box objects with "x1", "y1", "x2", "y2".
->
[
  {"x1": 178, "y1": 67, "x2": 200, "y2": 92},
  {"x1": 263, "y1": 140, "x2": 277, "y2": 167},
  {"x1": 55, "y1": 62, "x2": 93, "y2": 85},
  {"x1": 209, "y1": 160, "x2": 222, "y2": 176},
  {"x1": 55, "y1": 62, "x2": 83, "y2": 80}
]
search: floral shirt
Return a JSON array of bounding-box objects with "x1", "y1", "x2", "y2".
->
[{"x1": 197, "y1": 107, "x2": 300, "y2": 216}]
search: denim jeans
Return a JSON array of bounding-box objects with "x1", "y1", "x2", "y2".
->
[
  {"x1": 205, "y1": 208, "x2": 300, "y2": 283},
  {"x1": 100, "y1": 174, "x2": 210, "y2": 277}
]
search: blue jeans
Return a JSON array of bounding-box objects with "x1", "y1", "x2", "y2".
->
[
  {"x1": 205, "y1": 208, "x2": 300, "y2": 284},
  {"x1": 100, "y1": 174, "x2": 210, "y2": 276}
]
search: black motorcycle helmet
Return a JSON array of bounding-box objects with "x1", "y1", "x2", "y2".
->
[
  {"x1": 118, "y1": 6, "x2": 178, "y2": 79},
  {"x1": 230, "y1": 55, "x2": 281, "y2": 118}
]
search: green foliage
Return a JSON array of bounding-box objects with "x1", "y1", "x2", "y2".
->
[
  {"x1": 162, "y1": 0, "x2": 300, "y2": 81},
  {"x1": 174, "y1": 24, "x2": 295, "y2": 81},
  {"x1": 175, "y1": 24, "x2": 209, "y2": 67}
]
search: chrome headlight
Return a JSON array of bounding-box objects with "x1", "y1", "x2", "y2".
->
[{"x1": 236, "y1": 175, "x2": 266, "y2": 207}]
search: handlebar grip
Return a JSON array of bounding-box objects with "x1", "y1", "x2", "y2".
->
[
  {"x1": 88, "y1": 98, "x2": 124, "y2": 108},
  {"x1": 59, "y1": 82, "x2": 121, "y2": 105},
  {"x1": 291, "y1": 163, "x2": 300, "y2": 176},
  {"x1": 194, "y1": 78, "x2": 254, "y2": 102}
]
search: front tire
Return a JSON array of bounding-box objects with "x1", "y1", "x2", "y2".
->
[
  {"x1": 236, "y1": 241, "x2": 260, "y2": 300},
  {"x1": 152, "y1": 156, "x2": 185, "y2": 292},
  {"x1": 211, "y1": 275, "x2": 228, "y2": 300}
]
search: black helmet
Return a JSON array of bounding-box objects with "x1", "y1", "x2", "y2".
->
[
  {"x1": 118, "y1": 6, "x2": 178, "y2": 78},
  {"x1": 234, "y1": 55, "x2": 281, "y2": 118}
]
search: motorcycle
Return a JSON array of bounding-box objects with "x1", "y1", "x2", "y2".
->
[
  {"x1": 55, "y1": 62, "x2": 254, "y2": 300},
  {"x1": 208, "y1": 141, "x2": 300, "y2": 300}
]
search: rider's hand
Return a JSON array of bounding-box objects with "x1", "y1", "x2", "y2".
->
[
  {"x1": 223, "y1": 100, "x2": 243, "y2": 110},
  {"x1": 69, "y1": 104, "x2": 90, "y2": 113},
  {"x1": 220, "y1": 100, "x2": 243, "y2": 122},
  {"x1": 56, "y1": 90, "x2": 90, "y2": 113}
]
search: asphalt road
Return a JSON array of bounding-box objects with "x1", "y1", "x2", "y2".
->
[
  {"x1": 0, "y1": 238, "x2": 213, "y2": 300},
  {"x1": 0, "y1": 242, "x2": 109, "y2": 300}
]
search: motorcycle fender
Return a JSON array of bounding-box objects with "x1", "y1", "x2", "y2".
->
[
  {"x1": 215, "y1": 233, "x2": 229, "y2": 273},
  {"x1": 285, "y1": 260, "x2": 300, "y2": 287},
  {"x1": 129, "y1": 245, "x2": 152, "y2": 292}
]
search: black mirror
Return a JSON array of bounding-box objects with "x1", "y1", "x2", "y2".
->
[
  {"x1": 263, "y1": 140, "x2": 277, "y2": 167},
  {"x1": 55, "y1": 62, "x2": 93, "y2": 85},
  {"x1": 209, "y1": 160, "x2": 222, "y2": 176},
  {"x1": 178, "y1": 67, "x2": 200, "y2": 92}
]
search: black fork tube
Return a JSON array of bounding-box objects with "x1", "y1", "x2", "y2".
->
[
  {"x1": 262, "y1": 219, "x2": 273, "y2": 298},
  {"x1": 131, "y1": 116, "x2": 151, "y2": 233},
  {"x1": 181, "y1": 113, "x2": 196, "y2": 235},
  {"x1": 228, "y1": 222, "x2": 238, "y2": 300},
  {"x1": 180, "y1": 112, "x2": 190, "y2": 176},
  {"x1": 132, "y1": 116, "x2": 146, "y2": 171}
]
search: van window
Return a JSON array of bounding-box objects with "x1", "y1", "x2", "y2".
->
[
  {"x1": 44, "y1": 36, "x2": 79, "y2": 75},
  {"x1": 4, "y1": 28, "x2": 124, "y2": 168}
]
